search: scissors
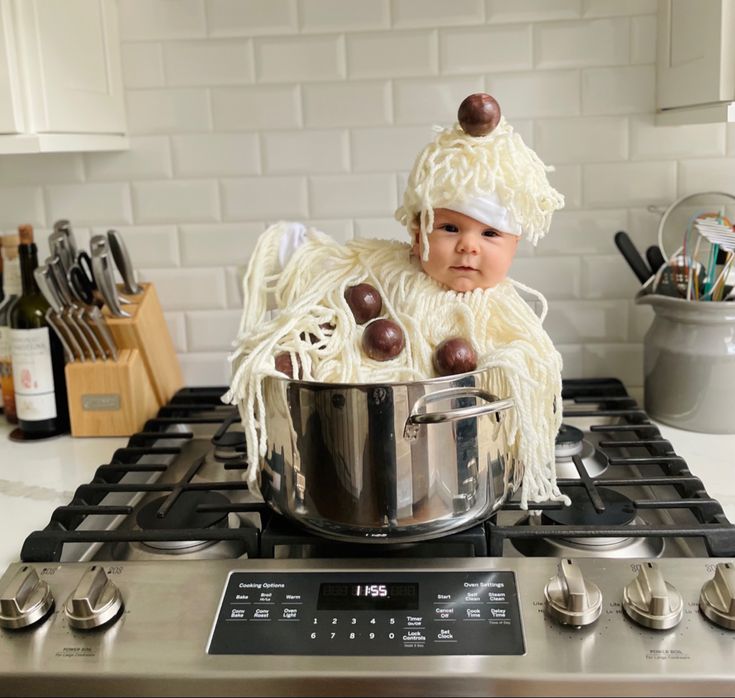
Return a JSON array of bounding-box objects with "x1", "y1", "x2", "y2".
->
[{"x1": 66, "y1": 251, "x2": 99, "y2": 306}]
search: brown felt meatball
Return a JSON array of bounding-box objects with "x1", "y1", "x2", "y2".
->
[
  {"x1": 362, "y1": 319, "x2": 404, "y2": 361},
  {"x1": 300, "y1": 323, "x2": 335, "y2": 344},
  {"x1": 433, "y1": 337, "x2": 478, "y2": 376},
  {"x1": 344, "y1": 283, "x2": 382, "y2": 325},
  {"x1": 274, "y1": 352, "x2": 301, "y2": 378},
  {"x1": 457, "y1": 93, "x2": 501, "y2": 137}
]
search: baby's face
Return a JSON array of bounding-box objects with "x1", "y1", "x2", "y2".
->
[{"x1": 412, "y1": 208, "x2": 520, "y2": 292}]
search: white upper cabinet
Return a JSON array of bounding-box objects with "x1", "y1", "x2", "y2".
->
[
  {"x1": 656, "y1": 0, "x2": 735, "y2": 124},
  {"x1": 0, "y1": 0, "x2": 127, "y2": 153}
]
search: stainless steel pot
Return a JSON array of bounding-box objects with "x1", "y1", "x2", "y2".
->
[{"x1": 259, "y1": 369, "x2": 516, "y2": 543}]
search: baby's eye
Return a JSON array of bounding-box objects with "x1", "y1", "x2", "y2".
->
[
  {"x1": 439, "y1": 224, "x2": 459, "y2": 233},
  {"x1": 482, "y1": 229, "x2": 500, "y2": 238}
]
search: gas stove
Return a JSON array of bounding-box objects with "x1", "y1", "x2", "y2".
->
[{"x1": 1, "y1": 378, "x2": 734, "y2": 696}]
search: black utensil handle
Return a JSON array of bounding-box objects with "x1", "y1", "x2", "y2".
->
[
  {"x1": 614, "y1": 231, "x2": 651, "y2": 283},
  {"x1": 645, "y1": 245, "x2": 666, "y2": 274}
]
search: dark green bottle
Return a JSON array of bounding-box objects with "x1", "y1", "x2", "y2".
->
[{"x1": 8, "y1": 224, "x2": 69, "y2": 438}]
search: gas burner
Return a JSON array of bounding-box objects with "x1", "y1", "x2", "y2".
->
[
  {"x1": 511, "y1": 487, "x2": 665, "y2": 558},
  {"x1": 112, "y1": 491, "x2": 250, "y2": 561},
  {"x1": 554, "y1": 424, "x2": 608, "y2": 479},
  {"x1": 555, "y1": 424, "x2": 584, "y2": 458}
]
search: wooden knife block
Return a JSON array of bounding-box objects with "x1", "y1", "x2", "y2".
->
[
  {"x1": 103, "y1": 282, "x2": 183, "y2": 406},
  {"x1": 65, "y1": 349, "x2": 159, "y2": 437}
]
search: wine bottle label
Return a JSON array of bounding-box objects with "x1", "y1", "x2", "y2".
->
[
  {"x1": 9, "y1": 327, "x2": 57, "y2": 421},
  {"x1": 3, "y1": 261, "x2": 21, "y2": 296},
  {"x1": 0, "y1": 325, "x2": 12, "y2": 412}
]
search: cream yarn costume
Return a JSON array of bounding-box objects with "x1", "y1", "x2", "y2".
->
[{"x1": 225, "y1": 99, "x2": 568, "y2": 509}]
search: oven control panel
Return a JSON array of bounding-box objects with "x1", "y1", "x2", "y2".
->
[{"x1": 208, "y1": 571, "x2": 524, "y2": 655}]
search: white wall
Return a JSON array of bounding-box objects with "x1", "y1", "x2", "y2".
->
[{"x1": 2, "y1": 0, "x2": 734, "y2": 394}]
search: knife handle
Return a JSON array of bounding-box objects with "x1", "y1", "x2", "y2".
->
[
  {"x1": 614, "y1": 231, "x2": 652, "y2": 284},
  {"x1": 107, "y1": 229, "x2": 143, "y2": 295}
]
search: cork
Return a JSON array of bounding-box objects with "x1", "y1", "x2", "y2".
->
[
  {"x1": 0, "y1": 233, "x2": 20, "y2": 260},
  {"x1": 17, "y1": 224, "x2": 34, "y2": 245}
]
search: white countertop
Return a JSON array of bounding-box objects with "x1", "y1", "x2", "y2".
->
[{"x1": 0, "y1": 417, "x2": 733, "y2": 571}]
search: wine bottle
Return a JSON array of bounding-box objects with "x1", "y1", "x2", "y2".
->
[
  {"x1": 9, "y1": 225, "x2": 69, "y2": 438},
  {"x1": 0, "y1": 233, "x2": 21, "y2": 424}
]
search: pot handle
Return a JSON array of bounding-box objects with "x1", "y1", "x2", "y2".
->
[{"x1": 404, "y1": 388, "x2": 514, "y2": 438}]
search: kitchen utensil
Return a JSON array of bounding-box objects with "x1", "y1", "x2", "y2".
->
[
  {"x1": 91, "y1": 247, "x2": 131, "y2": 318},
  {"x1": 53, "y1": 219, "x2": 78, "y2": 260},
  {"x1": 33, "y1": 265, "x2": 79, "y2": 363},
  {"x1": 635, "y1": 288, "x2": 735, "y2": 433},
  {"x1": 46, "y1": 256, "x2": 99, "y2": 361},
  {"x1": 645, "y1": 245, "x2": 666, "y2": 274},
  {"x1": 67, "y1": 251, "x2": 100, "y2": 307},
  {"x1": 107, "y1": 229, "x2": 143, "y2": 295},
  {"x1": 258, "y1": 369, "x2": 516, "y2": 542},
  {"x1": 90, "y1": 234, "x2": 132, "y2": 306},
  {"x1": 614, "y1": 231, "x2": 651, "y2": 283},
  {"x1": 48, "y1": 230, "x2": 74, "y2": 272}
]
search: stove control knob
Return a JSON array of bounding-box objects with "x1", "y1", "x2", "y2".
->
[
  {"x1": 64, "y1": 566, "x2": 123, "y2": 631},
  {"x1": 544, "y1": 559, "x2": 602, "y2": 627},
  {"x1": 623, "y1": 562, "x2": 683, "y2": 630},
  {"x1": 0, "y1": 566, "x2": 54, "y2": 630},
  {"x1": 700, "y1": 562, "x2": 735, "y2": 630}
]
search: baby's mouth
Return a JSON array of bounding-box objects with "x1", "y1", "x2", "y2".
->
[{"x1": 451, "y1": 265, "x2": 478, "y2": 272}]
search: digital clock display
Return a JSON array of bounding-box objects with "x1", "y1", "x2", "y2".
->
[{"x1": 317, "y1": 582, "x2": 419, "y2": 610}]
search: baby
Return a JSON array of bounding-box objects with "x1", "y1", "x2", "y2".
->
[{"x1": 226, "y1": 92, "x2": 567, "y2": 508}]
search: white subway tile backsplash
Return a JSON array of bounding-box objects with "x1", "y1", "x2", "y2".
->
[
  {"x1": 205, "y1": 0, "x2": 298, "y2": 37},
  {"x1": 309, "y1": 174, "x2": 397, "y2": 218},
  {"x1": 179, "y1": 352, "x2": 232, "y2": 386},
  {"x1": 630, "y1": 15, "x2": 656, "y2": 65},
  {"x1": 121, "y1": 43, "x2": 165, "y2": 88},
  {"x1": 678, "y1": 158, "x2": 735, "y2": 194},
  {"x1": 0, "y1": 154, "x2": 83, "y2": 185},
  {"x1": 628, "y1": 302, "x2": 653, "y2": 342},
  {"x1": 300, "y1": 0, "x2": 390, "y2": 32},
  {"x1": 630, "y1": 115, "x2": 725, "y2": 161},
  {"x1": 118, "y1": 0, "x2": 206, "y2": 41},
  {"x1": 164, "y1": 312, "x2": 188, "y2": 352},
  {"x1": 510, "y1": 256, "x2": 581, "y2": 299},
  {"x1": 580, "y1": 254, "x2": 641, "y2": 299},
  {"x1": 354, "y1": 217, "x2": 406, "y2": 242},
  {"x1": 347, "y1": 31, "x2": 437, "y2": 79},
  {"x1": 486, "y1": 0, "x2": 581, "y2": 24},
  {"x1": 262, "y1": 130, "x2": 349, "y2": 174},
  {"x1": 542, "y1": 209, "x2": 628, "y2": 255},
  {"x1": 487, "y1": 70, "x2": 580, "y2": 118},
  {"x1": 440, "y1": 25, "x2": 531, "y2": 74},
  {"x1": 126, "y1": 89, "x2": 212, "y2": 134},
  {"x1": 46, "y1": 183, "x2": 132, "y2": 225},
  {"x1": 255, "y1": 35, "x2": 345, "y2": 83},
  {"x1": 556, "y1": 344, "x2": 584, "y2": 379},
  {"x1": 545, "y1": 299, "x2": 628, "y2": 343},
  {"x1": 137, "y1": 267, "x2": 227, "y2": 310},
  {"x1": 584, "y1": 162, "x2": 676, "y2": 208},
  {"x1": 548, "y1": 164, "x2": 582, "y2": 209},
  {"x1": 305, "y1": 219, "x2": 354, "y2": 242},
  {"x1": 132, "y1": 180, "x2": 220, "y2": 223},
  {"x1": 582, "y1": 343, "x2": 643, "y2": 387},
  {"x1": 394, "y1": 77, "x2": 484, "y2": 125},
  {"x1": 84, "y1": 136, "x2": 173, "y2": 181},
  {"x1": 582, "y1": 0, "x2": 656, "y2": 18},
  {"x1": 303, "y1": 82, "x2": 392, "y2": 127},
  {"x1": 535, "y1": 117, "x2": 627, "y2": 164},
  {"x1": 582, "y1": 65, "x2": 655, "y2": 115},
  {"x1": 171, "y1": 134, "x2": 260, "y2": 176},
  {"x1": 393, "y1": 0, "x2": 484, "y2": 28},
  {"x1": 221, "y1": 177, "x2": 308, "y2": 220},
  {"x1": 90, "y1": 225, "x2": 180, "y2": 268},
  {"x1": 179, "y1": 222, "x2": 264, "y2": 265},
  {"x1": 186, "y1": 310, "x2": 242, "y2": 351},
  {"x1": 727, "y1": 124, "x2": 735, "y2": 156},
  {"x1": 351, "y1": 125, "x2": 433, "y2": 172},
  {"x1": 0, "y1": 187, "x2": 45, "y2": 228},
  {"x1": 164, "y1": 40, "x2": 254, "y2": 86},
  {"x1": 225, "y1": 265, "x2": 246, "y2": 307},
  {"x1": 212, "y1": 85, "x2": 301, "y2": 131},
  {"x1": 535, "y1": 19, "x2": 628, "y2": 69}
]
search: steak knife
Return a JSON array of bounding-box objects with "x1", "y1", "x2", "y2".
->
[{"x1": 34, "y1": 265, "x2": 81, "y2": 363}]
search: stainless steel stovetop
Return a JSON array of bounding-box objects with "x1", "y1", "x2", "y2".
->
[{"x1": 1, "y1": 378, "x2": 734, "y2": 697}]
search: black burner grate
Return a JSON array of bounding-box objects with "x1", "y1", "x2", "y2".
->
[{"x1": 18, "y1": 381, "x2": 735, "y2": 562}]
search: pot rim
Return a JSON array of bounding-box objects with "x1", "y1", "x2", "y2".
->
[{"x1": 262, "y1": 366, "x2": 496, "y2": 391}]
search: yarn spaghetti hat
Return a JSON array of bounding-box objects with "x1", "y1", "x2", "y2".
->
[{"x1": 395, "y1": 93, "x2": 564, "y2": 260}]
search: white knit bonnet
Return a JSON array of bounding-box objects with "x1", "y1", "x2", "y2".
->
[{"x1": 395, "y1": 93, "x2": 565, "y2": 260}]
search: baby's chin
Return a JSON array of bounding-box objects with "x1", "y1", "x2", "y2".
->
[{"x1": 444, "y1": 278, "x2": 498, "y2": 293}]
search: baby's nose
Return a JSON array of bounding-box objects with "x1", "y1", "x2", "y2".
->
[{"x1": 457, "y1": 233, "x2": 479, "y2": 254}]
